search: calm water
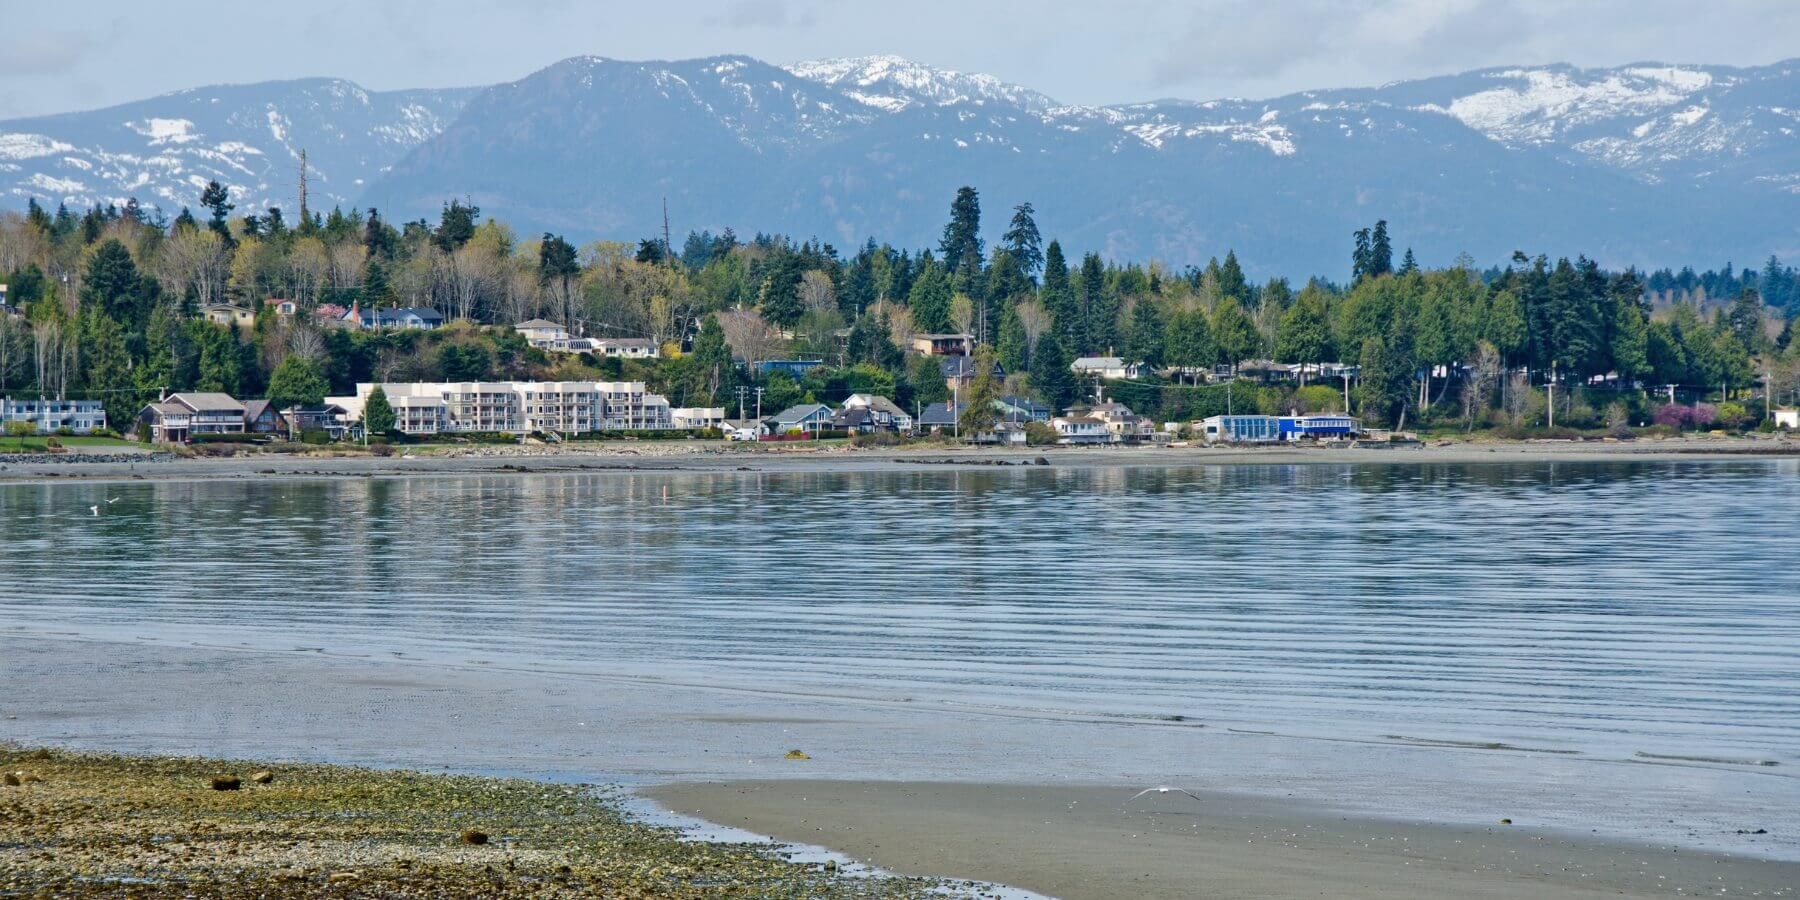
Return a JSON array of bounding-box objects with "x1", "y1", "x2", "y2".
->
[{"x1": 3, "y1": 461, "x2": 1798, "y2": 764}]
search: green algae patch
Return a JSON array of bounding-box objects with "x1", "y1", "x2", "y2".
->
[{"x1": 0, "y1": 747, "x2": 944, "y2": 898}]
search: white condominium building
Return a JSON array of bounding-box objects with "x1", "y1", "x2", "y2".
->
[{"x1": 338, "y1": 381, "x2": 672, "y2": 435}]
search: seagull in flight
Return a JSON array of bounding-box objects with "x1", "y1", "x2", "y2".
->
[
  {"x1": 106, "y1": 497, "x2": 121, "y2": 504},
  {"x1": 1126, "y1": 786, "x2": 1203, "y2": 804},
  {"x1": 89, "y1": 505, "x2": 100, "y2": 516}
]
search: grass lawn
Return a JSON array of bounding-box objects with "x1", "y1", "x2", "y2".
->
[{"x1": 0, "y1": 435, "x2": 142, "y2": 453}]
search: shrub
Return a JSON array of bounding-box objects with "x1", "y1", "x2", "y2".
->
[
  {"x1": 1605, "y1": 402, "x2": 1631, "y2": 437},
  {"x1": 1294, "y1": 385, "x2": 1344, "y2": 413},
  {"x1": 850, "y1": 431, "x2": 905, "y2": 448},
  {"x1": 299, "y1": 428, "x2": 331, "y2": 445},
  {"x1": 54, "y1": 426, "x2": 75, "y2": 437},
  {"x1": 1654, "y1": 403, "x2": 1718, "y2": 429},
  {"x1": 1024, "y1": 421, "x2": 1061, "y2": 446},
  {"x1": 1716, "y1": 402, "x2": 1751, "y2": 430}
]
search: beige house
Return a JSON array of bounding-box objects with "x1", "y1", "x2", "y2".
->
[
  {"x1": 1776, "y1": 408, "x2": 1799, "y2": 430},
  {"x1": 201, "y1": 303, "x2": 256, "y2": 329}
]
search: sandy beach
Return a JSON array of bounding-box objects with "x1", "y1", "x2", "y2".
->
[
  {"x1": 650, "y1": 780, "x2": 1799, "y2": 899},
  {"x1": 1, "y1": 434, "x2": 1796, "y2": 484}
]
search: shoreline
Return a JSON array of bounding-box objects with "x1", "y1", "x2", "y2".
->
[
  {"x1": 645, "y1": 779, "x2": 1800, "y2": 900},
  {"x1": 1, "y1": 434, "x2": 1796, "y2": 484}
]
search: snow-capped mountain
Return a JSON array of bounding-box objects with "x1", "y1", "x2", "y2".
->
[
  {"x1": 0, "y1": 79, "x2": 476, "y2": 218},
  {"x1": 5, "y1": 54, "x2": 1798, "y2": 274}
]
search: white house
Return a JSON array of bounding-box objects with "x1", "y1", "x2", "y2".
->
[
  {"x1": 841, "y1": 394, "x2": 915, "y2": 432},
  {"x1": 1071, "y1": 357, "x2": 1143, "y2": 380},
  {"x1": 594, "y1": 338, "x2": 660, "y2": 359},
  {"x1": 514, "y1": 319, "x2": 571, "y2": 346},
  {"x1": 671, "y1": 407, "x2": 726, "y2": 430},
  {"x1": 343, "y1": 381, "x2": 674, "y2": 436},
  {"x1": 1776, "y1": 408, "x2": 1799, "y2": 430},
  {"x1": 1050, "y1": 416, "x2": 1110, "y2": 444}
]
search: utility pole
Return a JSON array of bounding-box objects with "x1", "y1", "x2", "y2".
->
[
  {"x1": 1767, "y1": 368, "x2": 1774, "y2": 422},
  {"x1": 1547, "y1": 362, "x2": 1556, "y2": 429},
  {"x1": 736, "y1": 385, "x2": 748, "y2": 423},
  {"x1": 754, "y1": 386, "x2": 764, "y2": 423}
]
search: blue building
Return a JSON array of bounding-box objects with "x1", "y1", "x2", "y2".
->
[
  {"x1": 754, "y1": 359, "x2": 825, "y2": 379},
  {"x1": 1199, "y1": 415, "x2": 1282, "y2": 443},
  {"x1": 1278, "y1": 414, "x2": 1360, "y2": 440}
]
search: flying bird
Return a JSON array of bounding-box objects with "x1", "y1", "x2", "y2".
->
[
  {"x1": 106, "y1": 497, "x2": 121, "y2": 504},
  {"x1": 1126, "y1": 786, "x2": 1203, "y2": 804},
  {"x1": 89, "y1": 505, "x2": 99, "y2": 516}
]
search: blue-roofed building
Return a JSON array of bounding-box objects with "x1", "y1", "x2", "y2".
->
[
  {"x1": 1278, "y1": 414, "x2": 1360, "y2": 441},
  {"x1": 754, "y1": 359, "x2": 825, "y2": 379}
]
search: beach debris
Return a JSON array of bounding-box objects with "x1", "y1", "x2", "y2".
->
[
  {"x1": 1126, "y1": 785, "x2": 1202, "y2": 804},
  {"x1": 328, "y1": 872, "x2": 358, "y2": 883},
  {"x1": 460, "y1": 828, "x2": 490, "y2": 845},
  {"x1": 784, "y1": 749, "x2": 811, "y2": 760},
  {"x1": 210, "y1": 775, "x2": 241, "y2": 791},
  {"x1": 3, "y1": 772, "x2": 19, "y2": 786},
  {"x1": 250, "y1": 770, "x2": 275, "y2": 784},
  {"x1": 824, "y1": 859, "x2": 839, "y2": 873},
  {"x1": 1736, "y1": 828, "x2": 1768, "y2": 834},
  {"x1": 1499, "y1": 818, "x2": 1513, "y2": 825}
]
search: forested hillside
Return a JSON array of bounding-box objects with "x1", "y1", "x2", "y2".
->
[{"x1": 1, "y1": 184, "x2": 1795, "y2": 436}]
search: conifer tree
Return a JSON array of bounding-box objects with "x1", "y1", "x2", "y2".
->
[
  {"x1": 1000, "y1": 202, "x2": 1043, "y2": 277},
  {"x1": 939, "y1": 186, "x2": 983, "y2": 268}
]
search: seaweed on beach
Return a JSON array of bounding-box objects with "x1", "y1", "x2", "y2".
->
[{"x1": 0, "y1": 746, "x2": 946, "y2": 898}]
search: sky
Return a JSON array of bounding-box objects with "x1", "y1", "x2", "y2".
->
[{"x1": 4, "y1": 0, "x2": 1799, "y2": 119}]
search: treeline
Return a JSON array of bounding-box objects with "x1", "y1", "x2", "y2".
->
[{"x1": 0, "y1": 183, "x2": 1795, "y2": 434}]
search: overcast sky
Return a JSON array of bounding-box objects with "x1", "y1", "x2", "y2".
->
[{"x1": 5, "y1": 0, "x2": 1798, "y2": 119}]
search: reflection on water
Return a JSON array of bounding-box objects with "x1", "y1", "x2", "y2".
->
[{"x1": 4, "y1": 460, "x2": 1798, "y2": 761}]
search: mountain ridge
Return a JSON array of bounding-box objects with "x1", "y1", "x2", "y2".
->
[{"x1": 4, "y1": 54, "x2": 1798, "y2": 275}]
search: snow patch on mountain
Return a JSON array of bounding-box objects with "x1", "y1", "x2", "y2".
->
[
  {"x1": 126, "y1": 117, "x2": 199, "y2": 145},
  {"x1": 0, "y1": 133, "x2": 75, "y2": 160},
  {"x1": 786, "y1": 55, "x2": 1059, "y2": 114},
  {"x1": 1420, "y1": 67, "x2": 1715, "y2": 144}
]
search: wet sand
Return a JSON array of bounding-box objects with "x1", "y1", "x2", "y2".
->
[
  {"x1": 1, "y1": 434, "x2": 1795, "y2": 484},
  {"x1": 650, "y1": 780, "x2": 1799, "y2": 899}
]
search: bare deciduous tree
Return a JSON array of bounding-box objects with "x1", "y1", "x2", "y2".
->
[{"x1": 716, "y1": 308, "x2": 787, "y2": 371}]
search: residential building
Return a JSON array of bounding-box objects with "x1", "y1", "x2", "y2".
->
[
  {"x1": 1070, "y1": 356, "x2": 1144, "y2": 380},
  {"x1": 345, "y1": 305, "x2": 445, "y2": 330},
  {"x1": 1774, "y1": 408, "x2": 1798, "y2": 430},
  {"x1": 269, "y1": 299, "x2": 299, "y2": 319},
  {"x1": 201, "y1": 302, "x2": 256, "y2": 329},
  {"x1": 442, "y1": 383, "x2": 524, "y2": 432},
  {"x1": 242, "y1": 399, "x2": 285, "y2": 434},
  {"x1": 917, "y1": 401, "x2": 962, "y2": 433},
  {"x1": 1198, "y1": 415, "x2": 1283, "y2": 443},
  {"x1": 1086, "y1": 401, "x2": 1155, "y2": 442},
  {"x1": 1278, "y1": 414, "x2": 1360, "y2": 441},
  {"x1": 138, "y1": 393, "x2": 248, "y2": 443},
  {"x1": 598, "y1": 382, "x2": 673, "y2": 430},
  {"x1": 997, "y1": 396, "x2": 1051, "y2": 422},
  {"x1": 288, "y1": 403, "x2": 355, "y2": 440},
  {"x1": 1050, "y1": 416, "x2": 1110, "y2": 444},
  {"x1": 0, "y1": 398, "x2": 106, "y2": 434},
  {"x1": 671, "y1": 407, "x2": 727, "y2": 430},
  {"x1": 911, "y1": 333, "x2": 973, "y2": 356},
  {"x1": 842, "y1": 394, "x2": 914, "y2": 431},
  {"x1": 766, "y1": 403, "x2": 834, "y2": 434},
  {"x1": 940, "y1": 355, "x2": 1004, "y2": 393},
  {"x1": 517, "y1": 382, "x2": 603, "y2": 434},
  {"x1": 594, "y1": 337, "x2": 660, "y2": 359},
  {"x1": 827, "y1": 406, "x2": 881, "y2": 434},
  {"x1": 754, "y1": 359, "x2": 825, "y2": 379},
  {"x1": 514, "y1": 319, "x2": 570, "y2": 346}
]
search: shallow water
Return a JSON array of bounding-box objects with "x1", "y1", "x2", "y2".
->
[{"x1": 4, "y1": 460, "x2": 1797, "y2": 767}]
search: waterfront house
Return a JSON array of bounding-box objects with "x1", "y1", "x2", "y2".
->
[
  {"x1": 1050, "y1": 415, "x2": 1110, "y2": 444},
  {"x1": 201, "y1": 302, "x2": 256, "y2": 329},
  {"x1": 826, "y1": 406, "x2": 880, "y2": 434},
  {"x1": 0, "y1": 398, "x2": 106, "y2": 434},
  {"x1": 998, "y1": 395, "x2": 1051, "y2": 422},
  {"x1": 841, "y1": 394, "x2": 914, "y2": 432},
  {"x1": 1086, "y1": 401, "x2": 1155, "y2": 442},
  {"x1": 1278, "y1": 414, "x2": 1360, "y2": 441},
  {"x1": 1198, "y1": 414, "x2": 1282, "y2": 443},
  {"x1": 766, "y1": 403, "x2": 835, "y2": 435},
  {"x1": 911, "y1": 333, "x2": 973, "y2": 356},
  {"x1": 242, "y1": 399, "x2": 285, "y2": 434},
  {"x1": 671, "y1": 407, "x2": 727, "y2": 430},
  {"x1": 917, "y1": 401, "x2": 961, "y2": 434},
  {"x1": 138, "y1": 392, "x2": 248, "y2": 443},
  {"x1": 1773, "y1": 408, "x2": 1798, "y2": 430},
  {"x1": 288, "y1": 403, "x2": 354, "y2": 440}
]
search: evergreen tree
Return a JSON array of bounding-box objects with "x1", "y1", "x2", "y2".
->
[
  {"x1": 172, "y1": 207, "x2": 198, "y2": 232},
  {"x1": 907, "y1": 260, "x2": 954, "y2": 334},
  {"x1": 1164, "y1": 309, "x2": 1216, "y2": 374},
  {"x1": 363, "y1": 385, "x2": 396, "y2": 435},
  {"x1": 1357, "y1": 335, "x2": 1405, "y2": 425},
  {"x1": 689, "y1": 314, "x2": 737, "y2": 404},
  {"x1": 1218, "y1": 250, "x2": 1249, "y2": 304},
  {"x1": 1727, "y1": 287, "x2": 1765, "y2": 352},
  {"x1": 433, "y1": 200, "x2": 480, "y2": 252},
  {"x1": 958, "y1": 347, "x2": 1002, "y2": 437},
  {"x1": 1399, "y1": 248, "x2": 1419, "y2": 275},
  {"x1": 363, "y1": 207, "x2": 397, "y2": 258},
  {"x1": 1079, "y1": 253, "x2": 1111, "y2": 353},
  {"x1": 267, "y1": 355, "x2": 329, "y2": 409},
  {"x1": 1610, "y1": 294, "x2": 1651, "y2": 384},
  {"x1": 1210, "y1": 298, "x2": 1260, "y2": 369},
  {"x1": 1030, "y1": 331, "x2": 1075, "y2": 412},
  {"x1": 997, "y1": 304, "x2": 1030, "y2": 374},
  {"x1": 1041, "y1": 240, "x2": 1080, "y2": 349},
  {"x1": 1000, "y1": 202, "x2": 1043, "y2": 277},
  {"x1": 538, "y1": 233, "x2": 580, "y2": 283},
  {"x1": 1370, "y1": 220, "x2": 1393, "y2": 277},
  {"x1": 757, "y1": 253, "x2": 805, "y2": 328},
  {"x1": 199, "y1": 180, "x2": 233, "y2": 245},
  {"x1": 80, "y1": 239, "x2": 154, "y2": 327},
  {"x1": 1352, "y1": 228, "x2": 1372, "y2": 282},
  {"x1": 79, "y1": 310, "x2": 133, "y2": 428},
  {"x1": 360, "y1": 258, "x2": 394, "y2": 307},
  {"x1": 939, "y1": 186, "x2": 983, "y2": 267},
  {"x1": 1275, "y1": 285, "x2": 1334, "y2": 370},
  {"x1": 1124, "y1": 298, "x2": 1164, "y2": 367}
]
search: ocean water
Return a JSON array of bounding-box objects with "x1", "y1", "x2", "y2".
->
[{"x1": 3, "y1": 460, "x2": 1797, "y2": 767}]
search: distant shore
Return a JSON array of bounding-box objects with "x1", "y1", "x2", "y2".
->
[{"x1": 1, "y1": 434, "x2": 1795, "y2": 484}]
